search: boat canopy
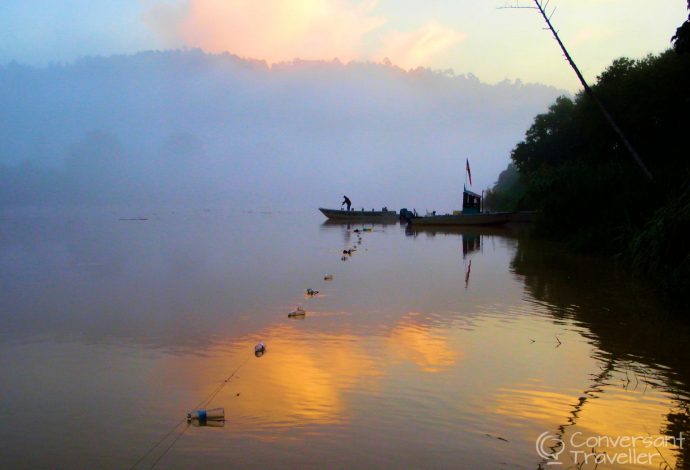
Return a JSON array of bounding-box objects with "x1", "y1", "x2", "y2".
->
[{"x1": 462, "y1": 188, "x2": 481, "y2": 215}]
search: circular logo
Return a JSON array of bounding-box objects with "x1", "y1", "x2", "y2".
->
[{"x1": 536, "y1": 431, "x2": 565, "y2": 464}]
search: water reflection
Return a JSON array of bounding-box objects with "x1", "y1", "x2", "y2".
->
[
  {"x1": 2, "y1": 211, "x2": 690, "y2": 469},
  {"x1": 156, "y1": 314, "x2": 462, "y2": 437},
  {"x1": 511, "y1": 237, "x2": 690, "y2": 468},
  {"x1": 386, "y1": 313, "x2": 459, "y2": 373},
  {"x1": 403, "y1": 224, "x2": 515, "y2": 238},
  {"x1": 462, "y1": 233, "x2": 480, "y2": 259},
  {"x1": 225, "y1": 325, "x2": 380, "y2": 430}
]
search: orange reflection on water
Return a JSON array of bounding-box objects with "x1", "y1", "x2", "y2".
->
[
  {"x1": 493, "y1": 384, "x2": 575, "y2": 426},
  {"x1": 201, "y1": 324, "x2": 382, "y2": 433},
  {"x1": 491, "y1": 378, "x2": 680, "y2": 468},
  {"x1": 385, "y1": 313, "x2": 460, "y2": 373},
  {"x1": 565, "y1": 388, "x2": 680, "y2": 468},
  {"x1": 156, "y1": 311, "x2": 465, "y2": 437}
]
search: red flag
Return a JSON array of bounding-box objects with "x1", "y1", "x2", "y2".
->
[{"x1": 466, "y1": 159, "x2": 472, "y2": 186}]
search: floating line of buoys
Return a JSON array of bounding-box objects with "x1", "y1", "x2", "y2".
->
[
  {"x1": 134, "y1": 224, "x2": 376, "y2": 467},
  {"x1": 130, "y1": 343, "x2": 263, "y2": 469},
  {"x1": 288, "y1": 306, "x2": 307, "y2": 318}
]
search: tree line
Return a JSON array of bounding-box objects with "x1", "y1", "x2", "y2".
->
[{"x1": 486, "y1": 6, "x2": 690, "y2": 298}]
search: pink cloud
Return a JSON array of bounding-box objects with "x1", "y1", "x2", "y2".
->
[
  {"x1": 378, "y1": 21, "x2": 467, "y2": 69},
  {"x1": 144, "y1": 0, "x2": 466, "y2": 68},
  {"x1": 145, "y1": 0, "x2": 385, "y2": 63}
]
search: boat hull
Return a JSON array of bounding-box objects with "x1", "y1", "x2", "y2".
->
[
  {"x1": 319, "y1": 208, "x2": 398, "y2": 221},
  {"x1": 408, "y1": 212, "x2": 511, "y2": 226}
]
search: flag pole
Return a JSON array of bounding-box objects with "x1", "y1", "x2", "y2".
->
[
  {"x1": 464, "y1": 159, "x2": 467, "y2": 188},
  {"x1": 465, "y1": 158, "x2": 468, "y2": 188}
]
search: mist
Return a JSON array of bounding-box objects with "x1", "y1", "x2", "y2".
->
[{"x1": 0, "y1": 49, "x2": 564, "y2": 212}]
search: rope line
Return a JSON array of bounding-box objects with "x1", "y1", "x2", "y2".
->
[
  {"x1": 194, "y1": 353, "x2": 253, "y2": 410},
  {"x1": 128, "y1": 417, "x2": 188, "y2": 470},
  {"x1": 148, "y1": 422, "x2": 191, "y2": 470},
  {"x1": 133, "y1": 225, "x2": 361, "y2": 468},
  {"x1": 130, "y1": 351, "x2": 254, "y2": 469}
]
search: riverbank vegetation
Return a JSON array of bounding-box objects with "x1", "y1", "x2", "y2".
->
[{"x1": 486, "y1": 28, "x2": 690, "y2": 297}]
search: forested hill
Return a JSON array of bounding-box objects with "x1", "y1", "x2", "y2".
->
[{"x1": 0, "y1": 49, "x2": 562, "y2": 210}]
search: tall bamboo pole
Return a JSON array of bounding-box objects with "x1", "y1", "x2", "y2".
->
[{"x1": 507, "y1": 1, "x2": 655, "y2": 182}]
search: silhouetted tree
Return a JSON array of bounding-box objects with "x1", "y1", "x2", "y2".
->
[
  {"x1": 483, "y1": 163, "x2": 525, "y2": 211},
  {"x1": 502, "y1": 0, "x2": 654, "y2": 181},
  {"x1": 672, "y1": 0, "x2": 690, "y2": 54},
  {"x1": 506, "y1": 49, "x2": 690, "y2": 293}
]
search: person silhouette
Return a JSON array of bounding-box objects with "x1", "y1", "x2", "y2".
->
[{"x1": 342, "y1": 196, "x2": 352, "y2": 211}]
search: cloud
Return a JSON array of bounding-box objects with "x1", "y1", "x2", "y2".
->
[
  {"x1": 144, "y1": 0, "x2": 386, "y2": 62},
  {"x1": 378, "y1": 20, "x2": 467, "y2": 69},
  {"x1": 143, "y1": 0, "x2": 465, "y2": 68}
]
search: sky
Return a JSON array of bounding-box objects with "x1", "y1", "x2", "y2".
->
[{"x1": 0, "y1": 0, "x2": 686, "y2": 91}]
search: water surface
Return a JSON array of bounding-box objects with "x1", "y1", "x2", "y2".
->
[{"x1": 1, "y1": 209, "x2": 688, "y2": 469}]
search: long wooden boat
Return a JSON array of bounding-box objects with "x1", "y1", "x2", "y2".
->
[
  {"x1": 321, "y1": 219, "x2": 397, "y2": 227},
  {"x1": 319, "y1": 207, "x2": 398, "y2": 221},
  {"x1": 408, "y1": 211, "x2": 511, "y2": 226},
  {"x1": 405, "y1": 184, "x2": 513, "y2": 226}
]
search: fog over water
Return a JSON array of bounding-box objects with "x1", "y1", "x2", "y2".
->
[
  {"x1": 0, "y1": 50, "x2": 563, "y2": 212},
  {"x1": 2, "y1": 212, "x2": 688, "y2": 469},
  {"x1": 3, "y1": 49, "x2": 690, "y2": 469}
]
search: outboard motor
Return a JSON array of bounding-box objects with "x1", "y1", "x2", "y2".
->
[{"x1": 399, "y1": 208, "x2": 414, "y2": 222}]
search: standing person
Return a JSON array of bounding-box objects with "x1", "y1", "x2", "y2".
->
[{"x1": 342, "y1": 196, "x2": 352, "y2": 211}]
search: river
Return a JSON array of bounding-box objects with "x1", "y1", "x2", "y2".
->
[{"x1": 1, "y1": 208, "x2": 688, "y2": 469}]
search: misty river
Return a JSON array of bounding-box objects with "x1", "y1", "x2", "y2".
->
[{"x1": 1, "y1": 208, "x2": 688, "y2": 469}]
